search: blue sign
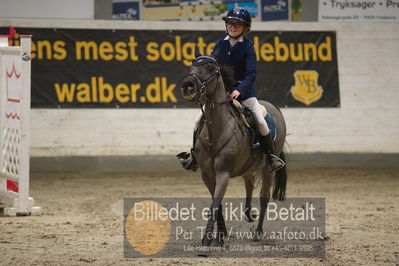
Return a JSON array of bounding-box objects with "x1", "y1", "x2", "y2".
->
[
  {"x1": 112, "y1": 1, "x2": 140, "y2": 20},
  {"x1": 227, "y1": 2, "x2": 258, "y2": 18},
  {"x1": 261, "y1": 0, "x2": 289, "y2": 21}
]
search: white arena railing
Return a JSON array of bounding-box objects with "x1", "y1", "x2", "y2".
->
[{"x1": 0, "y1": 35, "x2": 42, "y2": 216}]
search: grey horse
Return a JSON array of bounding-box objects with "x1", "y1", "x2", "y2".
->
[{"x1": 180, "y1": 56, "x2": 287, "y2": 256}]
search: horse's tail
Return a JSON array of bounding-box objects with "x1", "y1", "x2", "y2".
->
[{"x1": 272, "y1": 151, "x2": 287, "y2": 201}]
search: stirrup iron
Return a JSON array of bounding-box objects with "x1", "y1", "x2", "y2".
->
[
  {"x1": 176, "y1": 150, "x2": 198, "y2": 172},
  {"x1": 268, "y1": 154, "x2": 285, "y2": 171}
]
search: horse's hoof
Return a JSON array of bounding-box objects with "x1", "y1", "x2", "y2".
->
[
  {"x1": 252, "y1": 231, "x2": 263, "y2": 242},
  {"x1": 202, "y1": 234, "x2": 213, "y2": 247},
  {"x1": 197, "y1": 247, "x2": 210, "y2": 257},
  {"x1": 197, "y1": 251, "x2": 210, "y2": 257},
  {"x1": 245, "y1": 216, "x2": 255, "y2": 223},
  {"x1": 214, "y1": 231, "x2": 226, "y2": 246},
  {"x1": 215, "y1": 237, "x2": 224, "y2": 246},
  {"x1": 244, "y1": 207, "x2": 258, "y2": 222}
]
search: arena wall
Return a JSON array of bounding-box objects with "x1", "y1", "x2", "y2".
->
[{"x1": 1, "y1": 19, "x2": 398, "y2": 156}]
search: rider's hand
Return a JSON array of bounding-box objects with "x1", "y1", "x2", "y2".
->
[{"x1": 230, "y1": 89, "x2": 240, "y2": 99}]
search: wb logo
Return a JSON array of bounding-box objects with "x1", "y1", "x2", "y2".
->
[{"x1": 290, "y1": 70, "x2": 323, "y2": 106}]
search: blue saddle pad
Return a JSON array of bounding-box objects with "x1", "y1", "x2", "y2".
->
[{"x1": 265, "y1": 113, "x2": 277, "y2": 141}]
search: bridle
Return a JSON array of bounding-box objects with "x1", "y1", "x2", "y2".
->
[
  {"x1": 188, "y1": 56, "x2": 232, "y2": 150},
  {"x1": 189, "y1": 56, "x2": 221, "y2": 105}
]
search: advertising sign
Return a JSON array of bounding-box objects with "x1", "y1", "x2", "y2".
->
[
  {"x1": 261, "y1": 0, "x2": 289, "y2": 21},
  {"x1": 1, "y1": 28, "x2": 340, "y2": 108},
  {"x1": 112, "y1": 0, "x2": 141, "y2": 20},
  {"x1": 143, "y1": 0, "x2": 260, "y2": 21},
  {"x1": 319, "y1": 0, "x2": 399, "y2": 21}
]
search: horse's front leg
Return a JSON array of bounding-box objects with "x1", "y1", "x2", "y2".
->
[
  {"x1": 199, "y1": 171, "x2": 229, "y2": 256},
  {"x1": 215, "y1": 203, "x2": 227, "y2": 246}
]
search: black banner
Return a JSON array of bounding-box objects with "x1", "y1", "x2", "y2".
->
[{"x1": 1, "y1": 28, "x2": 340, "y2": 108}]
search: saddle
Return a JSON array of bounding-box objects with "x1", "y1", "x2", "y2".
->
[
  {"x1": 230, "y1": 99, "x2": 277, "y2": 146},
  {"x1": 176, "y1": 99, "x2": 277, "y2": 171}
]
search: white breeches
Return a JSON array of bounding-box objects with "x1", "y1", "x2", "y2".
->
[
  {"x1": 241, "y1": 97, "x2": 270, "y2": 136},
  {"x1": 194, "y1": 97, "x2": 270, "y2": 136}
]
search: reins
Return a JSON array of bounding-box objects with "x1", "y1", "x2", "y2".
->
[
  {"x1": 196, "y1": 70, "x2": 220, "y2": 150},
  {"x1": 190, "y1": 62, "x2": 233, "y2": 152}
]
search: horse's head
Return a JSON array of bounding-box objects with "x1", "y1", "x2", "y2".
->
[{"x1": 181, "y1": 56, "x2": 220, "y2": 103}]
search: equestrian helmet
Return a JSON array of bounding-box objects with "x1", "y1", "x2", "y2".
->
[{"x1": 223, "y1": 8, "x2": 252, "y2": 29}]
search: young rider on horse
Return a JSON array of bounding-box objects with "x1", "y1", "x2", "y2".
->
[{"x1": 178, "y1": 7, "x2": 285, "y2": 171}]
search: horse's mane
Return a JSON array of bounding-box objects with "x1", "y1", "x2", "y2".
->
[{"x1": 220, "y1": 66, "x2": 236, "y2": 93}]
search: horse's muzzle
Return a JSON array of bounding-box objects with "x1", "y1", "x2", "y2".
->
[{"x1": 181, "y1": 76, "x2": 198, "y2": 101}]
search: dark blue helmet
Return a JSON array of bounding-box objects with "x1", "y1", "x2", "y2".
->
[{"x1": 223, "y1": 8, "x2": 252, "y2": 29}]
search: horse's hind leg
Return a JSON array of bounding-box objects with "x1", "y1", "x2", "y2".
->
[
  {"x1": 253, "y1": 166, "x2": 273, "y2": 241},
  {"x1": 243, "y1": 174, "x2": 256, "y2": 222}
]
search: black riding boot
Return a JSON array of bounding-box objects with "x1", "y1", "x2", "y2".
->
[
  {"x1": 176, "y1": 130, "x2": 198, "y2": 172},
  {"x1": 260, "y1": 133, "x2": 285, "y2": 171}
]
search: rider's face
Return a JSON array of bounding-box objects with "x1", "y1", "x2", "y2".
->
[{"x1": 226, "y1": 19, "x2": 246, "y2": 38}]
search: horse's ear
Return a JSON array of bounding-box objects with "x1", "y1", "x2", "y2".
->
[{"x1": 195, "y1": 48, "x2": 202, "y2": 58}]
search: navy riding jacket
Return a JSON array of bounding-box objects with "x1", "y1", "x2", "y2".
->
[{"x1": 211, "y1": 36, "x2": 257, "y2": 100}]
